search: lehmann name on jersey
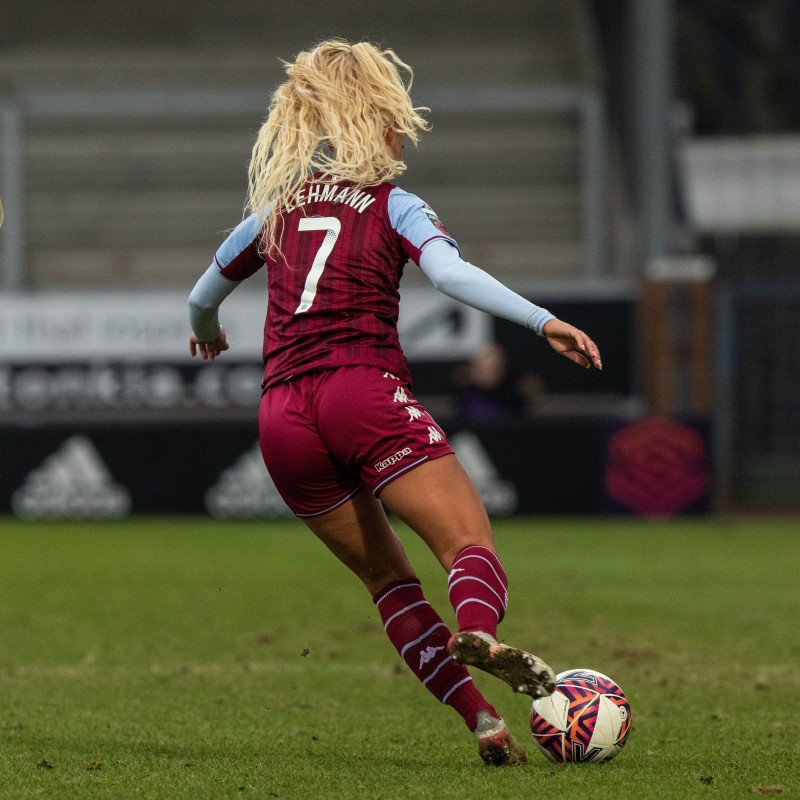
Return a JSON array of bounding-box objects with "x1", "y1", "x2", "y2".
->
[{"x1": 292, "y1": 183, "x2": 377, "y2": 214}]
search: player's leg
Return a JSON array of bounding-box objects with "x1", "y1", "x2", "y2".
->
[
  {"x1": 297, "y1": 481, "x2": 414, "y2": 595},
  {"x1": 379, "y1": 453, "x2": 511, "y2": 639},
  {"x1": 377, "y1": 452, "x2": 492, "y2": 568},
  {"x1": 310, "y1": 366, "x2": 555, "y2": 700},
  {"x1": 259, "y1": 379, "x2": 523, "y2": 763},
  {"x1": 379, "y1": 454, "x2": 556, "y2": 699},
  {"x1": 310, "y1": 367, "x2": 509, "y2": 640},
  {"x1": 301, "y1": 488, "x2": 525, "y2": 764}
]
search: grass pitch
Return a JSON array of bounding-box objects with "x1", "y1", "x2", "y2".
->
[{"x1": 0, "y1": 515, "x2": 798, "y2": 800}]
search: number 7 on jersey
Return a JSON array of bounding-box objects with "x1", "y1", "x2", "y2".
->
[{"x1": 294, "y1": 216, "x2": 341, "y2": 314}]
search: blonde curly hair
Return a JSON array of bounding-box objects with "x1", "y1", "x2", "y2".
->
[{"x1": 246, "y1": 40, "x2": 430, "y2": 254}]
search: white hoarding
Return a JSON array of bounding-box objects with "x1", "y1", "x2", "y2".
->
[{"x1": 0, "y1": 288, "x2": 488, "y2": 363}]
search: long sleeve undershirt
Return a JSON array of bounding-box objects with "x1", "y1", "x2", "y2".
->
[
  {"x1": 188, "y1": 264, "x2": 240, "y2": 342},
  {"x1": 418, "y1": 239, "x2": 554, "y2": 335}
]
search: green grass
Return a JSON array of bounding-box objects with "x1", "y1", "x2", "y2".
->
[{"x1": 0, "y1": 515, "x2": 798, "y2": 799}]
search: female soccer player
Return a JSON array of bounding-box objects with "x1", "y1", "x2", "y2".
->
[{"x1": 189, "y1": 40, "x2": 602, "y2": 766}]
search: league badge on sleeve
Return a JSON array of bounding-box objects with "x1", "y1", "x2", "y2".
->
[{"x1": 422, "y1": 204, "x2": 451, "y2": 236}]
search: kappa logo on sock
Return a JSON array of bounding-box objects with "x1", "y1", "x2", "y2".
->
[{"x1": 418, "y1": 645, "x2": 444, "y2": 669}]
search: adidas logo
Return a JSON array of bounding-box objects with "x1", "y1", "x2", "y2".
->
[
  {"x1": 12, "y1": 435, "x2": 131, "y2": 519},
  {"x1": 450, "y1": 432, "x2": 518, "y2": 515},
  {"x1": 205, "y1": 442, "x2": 293, "y2": 518}
]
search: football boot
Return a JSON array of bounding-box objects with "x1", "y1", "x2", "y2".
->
[
  {"x1": 449, "y1": 631, "x2": 556, "y2": 699},
  {"x1": 474, "y1": 710, "x2": 527, "y2": 766}
]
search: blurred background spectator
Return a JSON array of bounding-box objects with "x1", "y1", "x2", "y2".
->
[{"x1": 453, "y1": 343, "x2": 544, "y2": 422}]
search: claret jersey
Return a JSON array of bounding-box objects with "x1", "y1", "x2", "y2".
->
[{"x1": 214, "y1": 176, "x2": 459, "y2": 389}]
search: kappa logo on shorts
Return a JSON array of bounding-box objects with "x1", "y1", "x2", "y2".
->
[
  {"x1": 393, "y1": 386, "x2": 410, "y2": 403},
  {"x1": 427, "y1": 426, "x2": 444, "y2": 444},
  {"x1": 374, "y1": 447, "x2": 412, "y2": 473}
]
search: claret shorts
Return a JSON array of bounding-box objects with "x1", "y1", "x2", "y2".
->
[{"x1": 258, "y1": 366, "x2": 454, "y2": 517}]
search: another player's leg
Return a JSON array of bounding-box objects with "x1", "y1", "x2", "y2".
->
[
  {"x1": 301, "y1": 488, "x2": 525, "y2": 765},
  {"x1": 379, "y1": 455, "x2": 556, "y2": 699}
]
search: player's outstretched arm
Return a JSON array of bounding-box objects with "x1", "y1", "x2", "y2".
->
[
  {"x1": 418, "y1": 241, "x2": 603, "y2": 369},
  {"x1": 189, "y1": 327, "x2": 229, "y2": 361},
  {"x1": 542, "y1": 319, "x2": 602, "y2": 370}
]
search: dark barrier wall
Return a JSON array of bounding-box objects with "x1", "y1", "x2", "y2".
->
[
  {"x1": 0, "y1": 416, "x2": 711, "y2": 519},
  {"x1": 0, "y1": 293, "x2": 712, "y2": 518}
]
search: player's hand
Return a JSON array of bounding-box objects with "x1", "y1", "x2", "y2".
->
[
  {"x1": 189, "y1": 327, "x2": 229, "y2": 361},
  {"x1": 542, "y1": 319, "x2": 602, "y2": 370}
]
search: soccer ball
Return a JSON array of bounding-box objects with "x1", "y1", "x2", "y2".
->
[{"x1": 530, "y1": 668, "x2": 631, "y2": 763}]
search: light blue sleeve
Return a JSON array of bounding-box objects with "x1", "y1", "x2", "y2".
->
[
  {"x1": 214, "y1": 212, "x2": 265, "y2": 276},
  {"x1": 188, "y1": 265, "x2": 241, "y2": 342},
  {"x1": 387, "y1": 187, "x2": 460, "y2": 263},
  {"x1": 418, "y1": 239, "x2": 556, "y2": 336},
  {"x1": 188, "y1": 212, "x2": 265, "y2": 341}
]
